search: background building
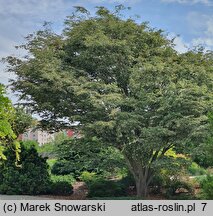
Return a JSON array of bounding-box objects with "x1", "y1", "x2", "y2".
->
[
  {"x1": 19, "y1": 128, "x2": 77, "y2": 146},
  {"x1": 21, "y1": 128, "x2": 55, "y2": 146}
]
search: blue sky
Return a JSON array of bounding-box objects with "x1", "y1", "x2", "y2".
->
[{"x1": 0, "y1": 0, "x2": 213, "y2": 102}]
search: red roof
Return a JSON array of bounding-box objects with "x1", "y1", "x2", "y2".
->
[{"x1": 66, "y1": 129, "x2": 74, "y2": 137}]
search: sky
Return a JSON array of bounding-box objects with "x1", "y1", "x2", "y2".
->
[{"x1": 0, "y1": 0, "x2": 213, "y2": 102}]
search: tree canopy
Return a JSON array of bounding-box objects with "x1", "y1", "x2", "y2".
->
[
  {"x1": 192, "y1": 112, "x2": 213, "y2": 168},
  {"x1": 4, "y1": 6, "x2": 213, "y2": 196}
]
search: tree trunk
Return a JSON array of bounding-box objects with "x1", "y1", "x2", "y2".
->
[
  {"x1": 135, "y1": 172, "x2": 150, "y2": 197},
  {"x1": 123, "y1": 154, "x2": 153, "y2": 197}
]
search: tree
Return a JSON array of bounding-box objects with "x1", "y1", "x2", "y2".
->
[
  {"x1": 12, "y1": 106, "x2": 34, "y2": 136},
  {"x1": 0, "y1": 84, "x2": 20, "y2": 161},
  {"x1": 0, "y1": 142, "x2": 50, "y2": 195},
  {"x1": 4, "y1": 6, "x2": 213, "y2": 197}
]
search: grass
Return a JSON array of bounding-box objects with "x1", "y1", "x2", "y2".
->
[{"x1": 47, "y1": 158, "x2": 57, "y2": 169}]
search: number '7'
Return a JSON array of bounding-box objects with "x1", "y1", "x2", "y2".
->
[{"x1": 201, "y1": 203, "x2": 207, "y2": 211}]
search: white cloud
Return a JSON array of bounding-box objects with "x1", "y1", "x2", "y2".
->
[
  {"x1": 205, "y1": 18, "x2": 213, "y2": 35},
  {"x1": 192, "y1": 37, "x2": 213, "y2": 47},
  {"x1": 187, "y1": 12, "x2": 213, "y2": 49},
  {"x1": 0, "y1": 0, "x2": 72, "y2": 49},
  {"x1": 168, "y1": 33, "x2": 189, "y2": 53},
  {"x1": 0, "y1": 0, "x2": 139, "y2": 60},
  {"x1": 174, "y1": 37, "x2": 189, "y2": 53},
  {"x1": 0, "y1": 0, "x2": 75, "y2": 88},
  {"x1": 161, "y1": 0, "x2": 213, "y2": 5}
]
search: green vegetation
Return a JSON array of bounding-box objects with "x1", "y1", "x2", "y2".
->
[
  {"x1": 188, "y1": 162, "x2": 207, "y2": 176},
  {"x1": 47, "y1": 158, "x2": 57, "y2": 169},
  {"x1": 192, "y1": 112, "x2": 213, "y2": 168},
  {"x1": 165, "y1": 180, "x2": 194, "y2": 199},
  {"x1": 37, "y1": 142, "x2": 56, "y2": 158},
  {"x1": 0, "y1": 143, "x2": 50, "y2": 195},
  {"x1": 0, "y1": 84, "x2": 20, "y2": 161},
  {"x1": 0, "y1": 142, "x2": 74, "y2": 196},
  {"x1": 199, "y1": 175, "x2": 213, "y2": 199},
  {"x1": 52, "y1": 137, "x2": 126, "y2": 178},
  {"x1": 80, "y1": 171, "x2": 127, "y2": 198},
  {"x1": 12, "y1": 106, "x2": 34, "y2": 136},
  {"x1": 49, "y1": 181, "x2": 73, "y2": 196},
  {"x1": 2, "y1": 5, "x2": 213, "y2": 198},
  {"x1": 87, "y1": 180, "x2": 127, "y2": 198},
  {"x1": 0, "y1": 89, "x2": 35, "y2": 162},
  {"x1": 51, "y1": 174, "x2": 76, "y2": 184}
]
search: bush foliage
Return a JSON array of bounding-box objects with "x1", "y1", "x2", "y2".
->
[
  {"x1": 0, "y1": 143, "x2": 50, "y2": 195},
  {"x1": 199, "y1": 175, "x2": 213, "y2": 199},
  {"x1": 52, "y1": 138, "x2": 126, "y2": 178},
  {"x1": 87, "y1": 180, "x2": 127, "y2": 198},
  {"x1": 49, "y1": 181, "x2": 73, "y2": 196}
]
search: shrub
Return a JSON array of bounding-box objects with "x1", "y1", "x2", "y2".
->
[
  {"x1": 51, "y1": 174, "x2": 75, "y2": 184},
  {"x1": 119, "y1": 173, "x2": 135, "y2": 188},
  {"x1": 165, "y1": 180, "x2": 194, "y2": 199},
  {"x1": 37, "y1": 142, "x2": 56, "y2": 158},
  {"x1": 49, "y1": 181, "x2": 73, "y2": 196},
  {"x1": 199, "y1": 175, "x2": 213, "y2": 199},
  {"x1": 51, "y1": 160, "x2": 82, "y2": 178},
  {"x1": 0, "y1": 143, "x2": 50, "y2": 195},
  {"x1": 47, "y1": 159, "x2": 57, "y2": 170},
  {"x1": 188, "y1": 162, "x2": 207, "y2": 176},
  {"x1": 52, "y1": 138, "x2": 127, "y2": 179},
  {"x1": 80, "y1": 171, "x2": 129, "y2": 198},
  {"x1": 22, "y1": 140, "x2": 39, "y2": 149},
  {"x1": 79, "y1": 171, "x2": 98, "y2": 183},
  {"x1": 149, "y1": 174, "x2": 167, "y2": 194},
  {"x1": 87, "y1": 180, "x2": 127, "y2": 198}
]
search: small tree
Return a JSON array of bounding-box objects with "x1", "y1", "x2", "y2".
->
[
  {"x1": 4, "y1": 6, "x2": 213, "y2": 197},
  {"x1": 0, "y1": 142, "x2": 50, "y2": 195},
  {"x1": 12, "y1": 106, "x2": 34, "y2": 136}
]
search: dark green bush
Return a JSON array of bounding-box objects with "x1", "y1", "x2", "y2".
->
[
  {"x1": 52, "y1": 138, "x2": 126, "y2": 179},
  {"x1": 51, "y1": 160, "x2": 80, "y2": 176},
  {"x1": 165, "y1": 180, "x2": 194, "y2": 199},
  {"x1": 149, "y1": 174, "x2": 167, "y2": 194},
  {"x1": 119, "y1": 173, "x2": 135, "y2": 188},
  {"x1": 199, "y1": 175, "x2": 213, "y2": 199},
  {"x1": 0, "y1": 143, "x2": 50, "y2": 195},
  {"x1": 49, "y1": 181, "x2": 73, "y2": 196},
  {"x1": 87, "y1": 180, "x2": 127, "y2": 198},
  {"x1": 80, "y1": 171, "x2": 134, "y2": 198}
]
